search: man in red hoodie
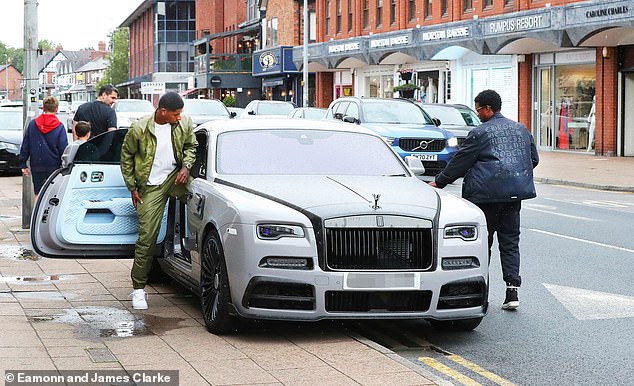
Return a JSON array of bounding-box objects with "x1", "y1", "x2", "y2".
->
[{"x1": 19, "y1": 96, "x2": 68, "y2": 200}]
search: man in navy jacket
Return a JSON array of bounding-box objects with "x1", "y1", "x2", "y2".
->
[
  {"x1": 19, "y1": 96, "x2": 68, "y2": 200},
  {"x1": 430, "y1": 89, "x2": 539, "y2": 310}
]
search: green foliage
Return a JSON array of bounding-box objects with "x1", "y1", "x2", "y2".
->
[
  {"x1": 222, "y1": 95, "x2": 236, "y2": 107},
  {"x1": 393, "y1": 83, "x2": 420, "y2": 92},
  {"x1": 97, "y1": 28, "x2": 129, "y2": 98},
  {"x1": 0, "y1": 42, "x2": 24, "y2": 73},
  {"x1": 38, "y1": 39, "x2": 56, "y2": 51}
]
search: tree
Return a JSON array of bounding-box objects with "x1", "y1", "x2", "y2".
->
[
  {"x1": 98, "y1": 28, "x2": 129, "y2": 98},
  {"x1": 38, "y1": 39, "x2": 56, "y2": 51}
]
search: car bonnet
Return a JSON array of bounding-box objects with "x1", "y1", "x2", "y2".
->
[{"x1": 217, "y1": 174, "x2": 439, "y2": 220}]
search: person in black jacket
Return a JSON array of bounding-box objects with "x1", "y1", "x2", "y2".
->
[
  {"x1": 19, "y1": 96, "x2": 68, "y2": 200},
  {"x1": 430, "y1": 89, "x2": 539, "y2": 310}
]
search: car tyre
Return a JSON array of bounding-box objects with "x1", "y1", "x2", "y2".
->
[
  {"x1": 200, "y1": 230, "x2": 234, "y2": 334},
  {"x1": 430, "y1": 317, "x2": 483, "y2": 332}
]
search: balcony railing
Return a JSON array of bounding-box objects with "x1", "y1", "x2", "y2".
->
[{"x1": 195, "y1": 53, "x2": 253, "y2": 74}]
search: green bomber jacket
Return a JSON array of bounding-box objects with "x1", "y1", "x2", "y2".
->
[{"x1": 120, "y1": 113, "x2": 198, "y2": 192}]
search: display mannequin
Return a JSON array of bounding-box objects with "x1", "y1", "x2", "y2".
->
[
  {"x1": 426, "y1": 77, "x2": 437, "y2": 103},
  {"x1": 587, "y1": 96, "x2": 596, "y2": 152}
]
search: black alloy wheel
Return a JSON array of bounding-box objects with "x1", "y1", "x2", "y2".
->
[{"x1": 200, "y1": 231, "x2": 234, "y2": 334}]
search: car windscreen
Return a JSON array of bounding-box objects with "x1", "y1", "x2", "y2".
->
[
  {"x1": 73, "y1": 129, "x2": 127, "y2": 164},
  {"x1": 216, "y1": 129, "x2": 407, "y2": 176},
  {"x1": 183, "y1": 100, "x2": 228, "y2": 116},
  {"x1": 115, "y1": 100, "x2": 154, "y2": 113},
  {"x1": 423, "y1": 105, "x2": 479, "y2": 126},
  {"x1": 362, "y1": 100, "x2": 434, "y2": 125},
  {"x1": 304, "y1": 109, "x2": 327, "y2": 120},
  {"x1": 0, "y1": 110, "x2": 23, "y2": 130},
  {"x1": 257, "y1": 103, "x2": 295, "y2": 115}
]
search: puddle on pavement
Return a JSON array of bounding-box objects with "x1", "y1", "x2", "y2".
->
[
  {"x1": 0, "y1": 245, "x2": 39, "y2": 261},
  {"x1": 29, "y1": 306, "x2": 186, "y2": 340},
  {"x1": 0, "y1": 274, "x2": 61, "y2": 284}
]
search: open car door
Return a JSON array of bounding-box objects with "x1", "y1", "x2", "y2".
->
[{"x1": 31, "y1": 130, "x2": 167, "y2": 258}]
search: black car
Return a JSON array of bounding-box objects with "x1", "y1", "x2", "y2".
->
[
  {"x1": 0, "y1": 108, "x2": 23, "y2": 173},
  {"x1": 419, "y1": 103, "x2": 481, "y2": 147}
]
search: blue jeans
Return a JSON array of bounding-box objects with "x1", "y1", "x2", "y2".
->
[{"x1": 477, "y1": 201, "x2": 522, "y2": 287}]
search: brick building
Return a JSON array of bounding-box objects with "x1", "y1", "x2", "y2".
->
[
  {"x1": 288, "y1": 0, "x2": 634, "y2": 157},
  {"x1": 0, "y1": 64, "x2": 22, "y2": 101}
]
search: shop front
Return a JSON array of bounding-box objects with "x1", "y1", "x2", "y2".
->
[
  {"x1": 253, "y1": 46, "x2": 310, "y2": 106},
  {"x1": 533, "y1": 50, "x2": 596, "y2": 152}
]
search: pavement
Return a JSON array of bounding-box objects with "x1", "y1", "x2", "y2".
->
[{"x1": 0, "y1": 151, "x2": 632, "y2": 386}]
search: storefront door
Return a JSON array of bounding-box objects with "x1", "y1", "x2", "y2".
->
[
  {"x1": 536, "y1": 68, "x2": 554, "y2": 149},
  {"x1": 622, "y1": 73, "x2": 634, "y2": 156}
]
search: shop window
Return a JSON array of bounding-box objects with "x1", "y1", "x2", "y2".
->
[
  {"x1": 376, "y1": 0, "x2": 383, "y2": 28},
  {"x1": 408, "y1": 0, "x2": 416, "y2": 21}
]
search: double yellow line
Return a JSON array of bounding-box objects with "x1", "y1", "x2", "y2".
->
[{"x1": 419, "y1": 353, "x2": 515, "y2": 386}]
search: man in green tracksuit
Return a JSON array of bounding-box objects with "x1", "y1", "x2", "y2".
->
[{"x1": 120, "y1": 92, "x2": 198, "y2": 310}]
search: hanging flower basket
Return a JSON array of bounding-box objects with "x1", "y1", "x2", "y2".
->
[
  {"x1": 393, "y1": 83, "x2": 420, "y2": 99},
  {"x1": 399, "y1": 68, "x2": 415, "y2": 81}
]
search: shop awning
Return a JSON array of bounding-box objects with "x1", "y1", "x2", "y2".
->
[
  {"x1": 179, "y1": 88, "x2": 198, "y2": 97},
  {"x1": 262, "y1": 77, "x2": 285, "y2": 87}
]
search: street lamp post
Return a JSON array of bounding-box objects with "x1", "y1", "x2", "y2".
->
[{"x1": 302, "y1": 0, "x2": 309, "y2": 107}]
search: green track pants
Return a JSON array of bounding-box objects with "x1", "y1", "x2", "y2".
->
[{"x1": 131, "y1": 170, "x2": 187, "y2": 289}]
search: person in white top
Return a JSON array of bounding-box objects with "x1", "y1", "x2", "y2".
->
[{"x1": 120, "y1": 92, "x2": 198, "y2": 310}]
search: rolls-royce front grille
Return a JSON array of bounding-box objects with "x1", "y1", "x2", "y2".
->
[
  {"x1": 399, "y1": 138, "x2": 446, "y2": 152},
  {"x1": 325, "y1": 290, "x2": 432, "y2": 312},
  {"x1": 325, "y1": 228, "x2": 433, "y2": 270}
]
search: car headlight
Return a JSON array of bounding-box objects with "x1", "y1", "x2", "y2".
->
[
  {"x1": 444, "y1": 225, "x2": 478, "y2": 241},
  {"x1": 257, "y1": 224, "x2": 305, "y2": 240},
  {"x1": 0, "y1": 141, "x2": 20, "y2": 153},
  {"x1": 442, "y1": 257, "x2": 480, "y2": 270},
  {"x1": 447, "y1": 137, "x2": 459, "y2": 148},
  {"x1": 382, "y1": 136, "x2": 395, "y2": 145}
]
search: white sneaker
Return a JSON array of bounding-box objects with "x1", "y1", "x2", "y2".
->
[{"x1": 130, "y1": 289, "x2": 148, "y2": 310}]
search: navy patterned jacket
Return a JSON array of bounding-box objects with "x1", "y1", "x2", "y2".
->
[{"x1": 434, "y1": 112, "x2": 539, "y2": 204}]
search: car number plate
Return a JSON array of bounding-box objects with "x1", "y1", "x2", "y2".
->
[{"x1": 413, "y1": 154, "x2": 438, "y2": 161}]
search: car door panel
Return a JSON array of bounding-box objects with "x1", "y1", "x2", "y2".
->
[{"x1": 31, "y1": 131, "x2": 167, "y2": 258}]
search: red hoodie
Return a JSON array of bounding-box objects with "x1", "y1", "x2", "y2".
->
[{"x1": 35, "y1": 113, "x2": 61, "y2": 134}]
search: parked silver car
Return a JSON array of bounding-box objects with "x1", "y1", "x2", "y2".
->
[
  {"x1": 182, "y1": 98, "x2": 234, "y2": 126},
  {"x1": 241, "y1": 100, "x2": 296, "y2": 118},
  {"x1": 31, "y1": 119, "x2": 489, "y2": 334},
  {"x1": 114, "y1": 99, "x2": 155, "y2": 129}
]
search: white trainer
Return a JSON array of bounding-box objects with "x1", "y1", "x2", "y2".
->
[{"x1": 130, "y1": 289, "x2": 148, "y2": 310}]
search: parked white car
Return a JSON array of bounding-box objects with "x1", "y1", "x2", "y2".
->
[
  {"x1": 31, "y1": 119, "x2": 489, "y2": 334},
  {"x1": 114, "y1": 99, "x2": 154, "y2": 129},
  {"x1": 240, "y1": 100, "x2": 296, "y2": 118}
]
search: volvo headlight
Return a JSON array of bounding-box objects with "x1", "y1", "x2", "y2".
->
[
  {"x1": 0, "y1": 141, "x2": 19, "y2": 153},
  {"x1": 381, "y1": 136, "x2": 395, "y2": 145},
  {"x1": 444, "y1": 225, "x2": 478, "y2": 241},
  {"x1": 447, "y1": 137, "x2": 459, "y2": 148},
  {"x1": 257, "y1": 224, "x2": 305, "y2": 240}
]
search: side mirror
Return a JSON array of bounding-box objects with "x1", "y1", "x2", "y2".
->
[
  {"x1": 230, "y1": 111, "x2": 237, "y2": 118},
  {"x1": 248, "y1": 110, "x2": 255, "y2": 115},
  {"x1": 342, "y1": 115, "x2": 358, "y2": 124},
  {"x1": 432, "y1": 117, "x2": 441, "y2": 127},
  {"x1": 404, "y1": 156, "x2": 425, "y2": 175}
]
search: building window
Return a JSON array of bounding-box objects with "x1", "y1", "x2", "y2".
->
[
  {"x1": 504, "y1": 0, "x2": 513, "y2": 6},
  {"x1": 389, "y1": 0, "x2": 396, "y2": 25},
  {"x1": 424, "y1": 0, "x2": 432, "y2": 18},
  {"x1": 154, "y1": 0, "x2": 195, "y2": 73},
  {"x1": 441, "y1": 0, "x2": 448, "y2": 16},
  {"x1": 408, "y1": 0, "x2": 416, "y2": 21},
  {"x1": 483, "y1": 0, "x2": 493, "y2": 9},
  {"x1": 464, "y1": 0, "x2": 472, "y2": 12},
  {"x1": 310, "y1": 11, "x2": 317, "y2": 41},
  {"x1": 336, "y1": 0, "x2": 342, "y2": 33},
  {"x1": 348, "y1": 0, "x2": 353, "y2": 31},
  {"x1": 376, "y1": 0, "x2": 383, "y2": 28},
  {"x1": 363, "y1": 0, "x2": 369, "y2": 29},
  {"x1": 325, "y1": 0, "x2": 331, "y2": 35},
  {"x1": 246, "y1": 0, "x2": 259, "y2": 21},
  {"x1": 267, "y1": 18, "x2": 278, "y2": 47}
]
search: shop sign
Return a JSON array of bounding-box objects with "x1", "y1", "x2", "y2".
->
[
  {"x1": 328, "y1": 42, "x2": 361, "y2": 54},
  {"x1": 422, "y1": 26, "x2": 470, "y2": 42},
  {"x1": 566, "y1": 1, "x2": 632, "y2": 26},
  {"x1": 369, "y1": 34, "x2": 410, "y2": 49},
  {"x1": 140, "y1": 82, "x2": 165, "y2": 94},
  {"x1": 483, "y1": 13, "x2": 551, "y2": 35}
]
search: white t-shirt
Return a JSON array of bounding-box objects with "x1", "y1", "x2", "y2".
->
[{"x1": 147, "y1": 122, "x2": 176, "y2": 186}]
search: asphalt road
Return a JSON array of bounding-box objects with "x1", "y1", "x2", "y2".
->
[{"x1": 364, "y1": 182, "x2": 634, "y2": 386}]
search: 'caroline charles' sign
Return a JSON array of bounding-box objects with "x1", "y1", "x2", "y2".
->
[
  {"x1": 483, "y1": 13, "x2": 551, "y2": 35},
  {"x1": 566, "y1": 1, "x2": 632, "y2": 25}
]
